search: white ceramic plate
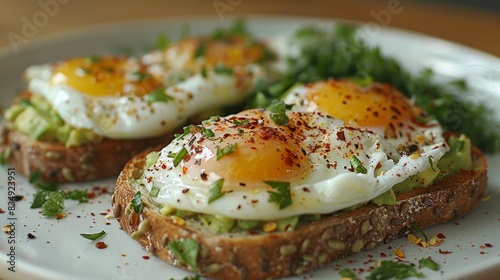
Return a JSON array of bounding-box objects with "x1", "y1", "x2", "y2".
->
[{"x1": 0, "y1": 16, "x2": 499, "y2": 280}]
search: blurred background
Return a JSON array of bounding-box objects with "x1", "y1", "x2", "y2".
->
[{"x1": 0, "y1": 0, "x2": 499, "y2": 56}]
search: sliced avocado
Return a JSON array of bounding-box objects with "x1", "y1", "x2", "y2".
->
[
  {"x1": 199, "y1": 214, "x2": 235, "y2": 233},
  {"x1": 236, "y1": 219, "x2": 261, "y2": 230},
  {"x1": 14, "y1": 107, "x2": 54, "y2": 140},
  {"x1": 437, "y1": 135, "x2": 472, "y2": 175},
  {"x1": 146, "y1": 152, "x2": 160, "y2": 168},
  {"x1": 277, "y1": 216, "x2": 299, "y2": 232}
]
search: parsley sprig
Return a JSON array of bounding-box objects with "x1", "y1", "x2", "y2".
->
[{"x1": 265, "y1": 181, "x2": 292, "y2": 209}]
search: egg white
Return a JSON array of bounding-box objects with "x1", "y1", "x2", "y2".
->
[
  {"x1": 24, "y1": 58, "x2": 270, "y2": 139},
  {"x1": 142, "y1": 109, "x2": 448, "y2": 220}
]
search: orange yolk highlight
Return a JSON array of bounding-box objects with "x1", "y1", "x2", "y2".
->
[
  {"x1": 51, "y1": 56, "x2": 161, "y2": 97},
  {"x1": 306, "y1": 80, "x2": 415, "y2": 128},
  {"x1": 184, "y1": 131, "x2": 307, "y2": 191}
]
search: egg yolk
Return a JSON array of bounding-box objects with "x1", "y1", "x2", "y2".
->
[
  {"x1": 51, "y1": 56, "x2": 161, "y2": 97},
  {"x1": 184, "y1": 129, "x2": 307, "y2": 191},
  {"x1": 165, "y1": 36, "x2": 267, "y2": 71},
  {"x1": 306, "y1": 80, "x2": 415, "y2": 128}
]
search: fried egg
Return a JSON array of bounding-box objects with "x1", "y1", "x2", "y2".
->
[
  {"x1": 24, "y1": 35, "x2": 274, "y2": 139},
  {"x1": 142, "y1": 108, "x2": 448, "y2": 220},
  {"x1": 283, "y1": 79, "x2": 446, "y2": 155}
]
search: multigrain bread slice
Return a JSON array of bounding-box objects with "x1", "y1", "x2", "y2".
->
[
  {"x1": 0, "y1": 125, "x2": 171, "y2": 183},
  {"x1": 112, "y1": 145, "x2": 488, "y2": 280}
]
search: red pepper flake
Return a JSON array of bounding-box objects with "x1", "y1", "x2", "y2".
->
[
  {"x1": 336, "y1": 131, "x2": 346, "y2": 141},
  {"x1": 485, "y1": 243, "x2": 493, "y2": 248},
  {"x1": 100, "y1": 188, "x2": 108, "y2": 194},
  {"x1": 437, "y1": 233, "x2": 446, "y2": 239},
  {"x1": 142, "y1": 256, "x2": 150, "y2": 260},
  {"x1": 0, "y1": 208, "x2": 4, "y2": 214},
  {"x1": 182, "y1": 188, "x2": 190, "y2": 193},
  {"x1": 92, "y1": 186, "x2": 101, "y2": 191},
  {"x1": 87, "y1": 192, "x2": 96, "y2": 199},
  {"x1": 454, "y1": 222, "x2": 460, "y2": 225},
  {"x1": 439, "y1": 249, "x2": 452, "y2": 254},
  {"x1": 380, "y1": 252, "x2": 387, "y2": 257},
  {"x1": 99, "y1": 212, "x2": 107, "y2": 216},
  {"x1": 480, "y1": 252, "x2": 485, "y2": 255},
  {"x1": 91, "y1": 213, "x2": 95, "y2": 216},
  {"x1": 95, "y1": 241, "x2": 107, "y2": 249}
]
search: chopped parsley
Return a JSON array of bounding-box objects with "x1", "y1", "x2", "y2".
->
[
  {"x1": 170, "y1": 147, "x2": 189, "y2": 167},
  {"x1": 149, "y1": 186, "x2": 161, "y2": 197},
  {"x1": 145, "y1": 88, "x2": 173, "y2": 104},
  {"x1": 65, "y1": 189, "x2": 89, "y2": 203},
  {"x1": 350, "y1": 155, "x2": 367, "y2": 174},
  {"x1": 233, "y1": 119, "x2": 249, "y2": 125},
  {"x1": 265, "y1": 181, "x2": 292, "y2": 209},
  {"x1": 132, "y1": 71, "x2": 151, "y2": 81},
  {"x1": 213, "y1": 65, "x2": 234, "y2": 75},
  {"x1": 412, "y1": 222, "x2": 429, "y2": 242},
  {"x1": 156, "y1": 33, "x2": 170, "y2": 49},
  {"x1": 418, "y1": 257, "x2": 440, "y2": 271},
  {"x1": 200, "y1": 65, "x2": 208, "y2": 78},
  {"x1": 80, "y1": 230, "x2": 107, "y2": 241},
  {"x1": 368, "y1": 260, "x2": 423, "y2": 280},
  {"x1": 194, "y1": 41, "x2": 206, "y2": 58},
  {"x1": 131, "y1": 191, "x2": 143, "y2": 214},
  {"x1": 29, "y1": 171, "x2": 58, "y2": 191},
  {"x1": 208, "y1": 178, "x2": 225, "y2": 203},
  {"x1": 428, "y1": 157, "x2": 437, "y2": 173},
  {"x1": 266, "y1": 99, "x2": 289, "y2": 126},
  {"x1": 39, "y1": 190, "x2": 66, "y2": 217},
  {"x1": 216, "y1": 143, "x2": 237, "y2": 160},
  {"x1": 167, "y1": 239, "x2": 199, "y2": 272},
  {"x1": 339, "y1": 268, "x2": 356, "y2": 279}
]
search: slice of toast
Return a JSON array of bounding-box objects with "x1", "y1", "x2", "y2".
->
[
  {"x1": 112, "y1": 144, "x2": 488, "y2": 279},
  {"x1": 0, "y1": 125, "x2": 172, "y2": 183}
]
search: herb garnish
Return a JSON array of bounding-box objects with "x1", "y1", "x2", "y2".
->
[
  {"x1": 233, "y1": 119, "x2": 249, "y2": 125},
  {"x1": 194, "y1": 41, "x2": 206, "y2": 58},
  {"x1": 208, "y1": 179, "x2": 225, "y2": 203},
  {"x1": 167, "y1": 239, "x2": 199, "y2": 272},
  {"x1": 350, "y1": 155, "x2": 367, "y2": 174},
  {"x1": 132, "y1": 71, "x2": 151, "y2": 81},
  {"x1": 213, "y1": 65, "x2": 234, "y2": 75},
  {"x1": 149, "y1": 186, "x2": 161, "y2": 197},
  {"x1": 428, "y1": 157, "x2": 437, "y2": 173},
  {"x1": 156, "y1": 33, "x2": 170, "y2": 49},
  {"x1": 419, "y1": 257, "x2": 440, "y2": 271},
  {"x1": 39, "y1": 190, "x2": 66, "y2": 217},
  {"x1": 216, "y1": 143, "x2": 237, "y2": 160},
  {"x1": 145, "y1": 88, "x2": 173, "y2": 104},
  {"x1": 368, "y1": 260, "x2": 423, "y2": 280},
  {"x1": 29, "y1": 171, "x2": 58, "y2": 190},
  {"x1": 265, "y1": 181, "x2": 292, "y2": 209},
  {"x1": 266, "y1": 99, "x2": 289, "y2": 126},
  {"x1": 131, "y1": 191, "x2": 143, "y2": 214},
  {"x1": 339, "y1": 268, "x2": 356, "y2": 278},
  {"x1": 412, "y1": 222, "x2": 429, "y2": 242},
  {"x1": 80, "y1": 230, "x2": 107, "y2": 241},
  {"x1": 170, "y1": 147, "x2": 189, "y2": 167}
]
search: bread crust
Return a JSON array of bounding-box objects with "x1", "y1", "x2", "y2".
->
[
  {"x1": 112, "y1": 145, "x2": 488, "y2": 280},
  {"x1": 0, "y1": 124, "x2": 172, "y2": 183}
]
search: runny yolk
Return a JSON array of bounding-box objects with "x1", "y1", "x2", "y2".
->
[
  {"x1": 51, "y1": 56, "x2": 161, "y2": 97},
  {"x1": 184, "y1": 131, "x2": 307, "y2": 191},
  {"x1": 306, "y1": 80, "x2": 414, "y2": 128}
]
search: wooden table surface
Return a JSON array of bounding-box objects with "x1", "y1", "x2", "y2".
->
[{"x1": 1, "y1": 0, "x2": 499, "y2": 57}]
